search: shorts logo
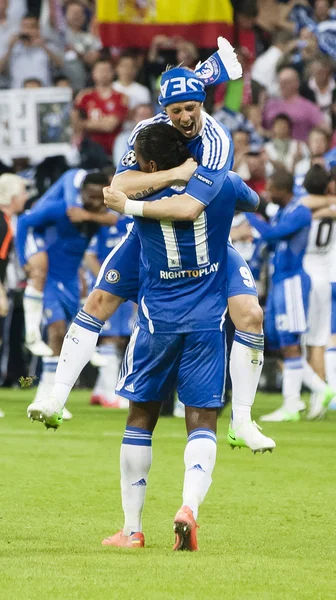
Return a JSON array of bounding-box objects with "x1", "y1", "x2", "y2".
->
[
  {"x1": 121, "y1": 150, "x2": 137, "y2": 167},
  {"x1": 45, "y1": 309, "x2": 53, "y2": 318},
  {"x1": 105, "y1": 269, "x2": 120, "y2": 284}
]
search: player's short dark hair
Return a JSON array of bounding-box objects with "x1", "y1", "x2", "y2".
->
[
  {"x1": 272, "y1": 113, "x2": 293, "y2": 133},
  {"x1": 270, "y1": 169, "x2": 294, "y2": 193},
  {"x1": 135, "y1": 123, "x2": 192, "y2": 170},
  {"x1": 82, "y1": 172, "x2": 110, "y2": 187},
  {"x1": 304, "y1": 164, "x2": 331, "y2": 195}
]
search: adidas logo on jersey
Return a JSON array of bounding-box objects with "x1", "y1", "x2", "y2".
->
[{"x1": 125, "y1": 383, "x2": 134, "y2": 392}]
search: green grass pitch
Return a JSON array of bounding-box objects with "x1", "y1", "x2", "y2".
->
[{"x1": 1, "y1": 389, "x2": 335, "y2": 600}]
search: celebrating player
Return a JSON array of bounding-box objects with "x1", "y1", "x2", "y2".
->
[
  {"x1": 98, "y1": 123, "x2": 273, "y2": 550},
  {"x1": 246, "y1": 171, "x2": 313, "y2": 422},
  {"x1": 27, "y1": 42, "x2": 272, "y2": 451},
  {"x1": 17, "y1": 171, "x2": 110, "y2": 419},
  {"x1": 22, "y1": 169, "x2": 118, "y2": 357}
]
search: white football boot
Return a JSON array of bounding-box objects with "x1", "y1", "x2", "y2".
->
[{"x1": 227, "y1": 420, "x2": 276, "y2": 453}]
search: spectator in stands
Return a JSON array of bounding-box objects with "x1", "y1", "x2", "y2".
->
[
  {"x1": 0, "y1": 173, "x2": 27, "y2": 335},
  {"x1": 277, "y1": 28, "x2": 320, "y2": 77},
  {"x1": 0, "y1": 0, "x2": 23, "y2": 88},
  {"x1": 301, "y1": 55, "x2": 336, "y2": 128},
  {"x1": 212, "y1": 104, "x2": 264, "y2": 151},
  {"x1": 176, "y1": 40, "x2": 199, "y2": 70},
  {"x1": 63, "y1": 1, "x2": 101, "y2": 92},
  {"x1": 112, "y1": 53, "x2": 151, "y2": 111},
  {"x1": 264, "y1": 114, "x2": 310, "y2": 173},
  {"x1": 53, "y1": 75, "x2": 72, "y2": 88},
  {"x1": 73, "y1": 58, "x2": 128, "y2": 157},
  {"x1": 294, "y1": 127, "x2": 332, "y2": 177},
  {"x1": 314, "y1": 0, "x2": 332, "y2": 23},
  {"x1": 263, "y1": 67, "x2": 327, "y2": 141},
  {"x1": 251, "y1": 30, "x2": 295, "y2": 98},
  {"x1": 233, "y1": 129, "x2": 251, "y2": 179},
  {"x1": 245, "y1": 150, "x2": 267, "y2": 195},
  {"x1": 0, "y1": 13, "x2": 63, "y2": 89},
  {"x1": 234, "y1": 0, "x2": 268, "y2": 62},
  {"x1": 113, "y1": 103, "x2": 154, "y2": 166},
  {"x1": 23, "y1": 77, "x2": 43, "y2": 88}
]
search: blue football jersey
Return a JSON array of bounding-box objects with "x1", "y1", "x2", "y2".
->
[
  {"x1": 116, "y1": 111, "x2": 234, "y2": 207},
  {"x1": 246, "y1": 198, "x2": 312, "y2": 283},
  {"x1": 135, "y1": 172, "x2": 254, "y2": 334},
  {"x1": 16, "y1": 170, "x2": 99, "y2": 282},
  {"x1": 87, "y1": 216, "x2": 133, "y2": 264}
]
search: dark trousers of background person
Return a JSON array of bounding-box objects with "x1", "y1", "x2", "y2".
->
[
  {"x1": 0, "y1": 290, "x2": 29, "y2": 387},
  {"x1": 27, "y1": 0, "x2": 42, "y2": 17}
]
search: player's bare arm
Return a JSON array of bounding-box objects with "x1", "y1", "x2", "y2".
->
[
  {"x1": 103, "y1": 187, "x2": 204, "y2": 222},
  {"x1": 112, "y1": 158, "x2": 197, "y2": 197},
  {"x1": 84, "y1": 252, "x2": 101, "y2": 278},
  {"x1": 67, "y1": 206, "x2": 118, "y2": 225},
  {"x1": 84, "y1": 115, "x2": 121, "y2": 133},
  {"x1": 302, "y1": 194, "x2": 336, "y2": 210}
]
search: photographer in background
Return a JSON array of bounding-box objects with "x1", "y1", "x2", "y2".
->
[
  {"x1": 0, "y1": 173, "x2": 28, "y2": 414},
  {"x1": 0, "y1": 12, "x2": 63, "y2": 89}
]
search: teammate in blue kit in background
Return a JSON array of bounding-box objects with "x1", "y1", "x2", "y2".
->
[
  {"x1": 84, "y1": 220, "x2": 135, "y2": 408},
  {"x1": 246, "y1": 170, "x2": 313, "y2": 422},
  {"x1": 21, "y1": 168, "x2": 118, "y2": 357},
  {"x1": 17, "y1": 171, "x2": 110, "y2": 420},
  {"x1": 97, "y1": 123, "x2": 274, "y2": 551}
]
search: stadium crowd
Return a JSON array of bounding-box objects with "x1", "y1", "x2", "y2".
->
[{"x1": 1, "y1": 0, "x2": 336, "y2": 425}]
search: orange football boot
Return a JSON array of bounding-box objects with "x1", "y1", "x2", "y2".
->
[
  {"x1": 173, "y1": 506, "x2": 199, "y2": 551},
  {"x1": 102, "y1": 530, "x2": 145, "y2": 548}
]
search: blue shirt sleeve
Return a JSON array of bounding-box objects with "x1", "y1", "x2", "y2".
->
[
  {"x1": 246, "y1": 205, "x2": 311, "y2": 242},
  {"x1": 16, "y1": 201, "x2": 65, "y2": 266},
  {"x1": 115, "y1": 141, "x2": 140, "y2": 176},
  {"x1": 230, "y1": 172, "x2": 260, "y2": 212}
]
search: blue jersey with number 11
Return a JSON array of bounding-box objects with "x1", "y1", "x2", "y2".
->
[{"x1": 135, "y1": 172, "x2": 257, "y2": 334}]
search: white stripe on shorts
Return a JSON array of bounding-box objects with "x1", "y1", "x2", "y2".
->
[{"x1": 116, "y1": 324, "x2": 139, "y2": 391}]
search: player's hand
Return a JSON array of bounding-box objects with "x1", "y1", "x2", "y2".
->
[
  {"x1": 67, "y1": 207, "x2": 90, "y2": 222},
  {"x1": 173, "y1": 158, "x2": 197, "y2": 185},
  {"x1": 231, "y1": 221, "x2": 253, "y2": 242},
  {"x1": 103, "y1": 187, "x2": 127, "y2": 213},
  {"x1": 0, "y1": 291, "x2": 9, "y2": 318}
]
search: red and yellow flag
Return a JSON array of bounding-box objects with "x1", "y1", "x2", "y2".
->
[{"x1": 97, "y1": 0, "x2": 234, "y2": 48}]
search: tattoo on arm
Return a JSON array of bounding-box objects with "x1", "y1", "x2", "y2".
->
[{"x1": 128, "y1": 187, "x2": 155, "y2": 200}]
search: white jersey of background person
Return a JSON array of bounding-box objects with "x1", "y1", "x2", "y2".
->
[{"x1": 304, "y1": 217, "x2": 336, "y2": 346}]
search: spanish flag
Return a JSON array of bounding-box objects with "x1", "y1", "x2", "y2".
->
[{"x1": 97, "y1": 0, "x2": 234, "y2": 48}]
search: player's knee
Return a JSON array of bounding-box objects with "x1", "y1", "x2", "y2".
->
[
  {"x1": 282, "y1": 345, "x2": 301, "y2": 360},
  {"x1": 27, "y1": 252, "x2": 48, "y2": 291},
  {"x1": 47, "y1": 321, "x2": 67, "y2": 355},
  {"x1": 236, "y1": 300, "x2": 263, "y2": 333}
]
